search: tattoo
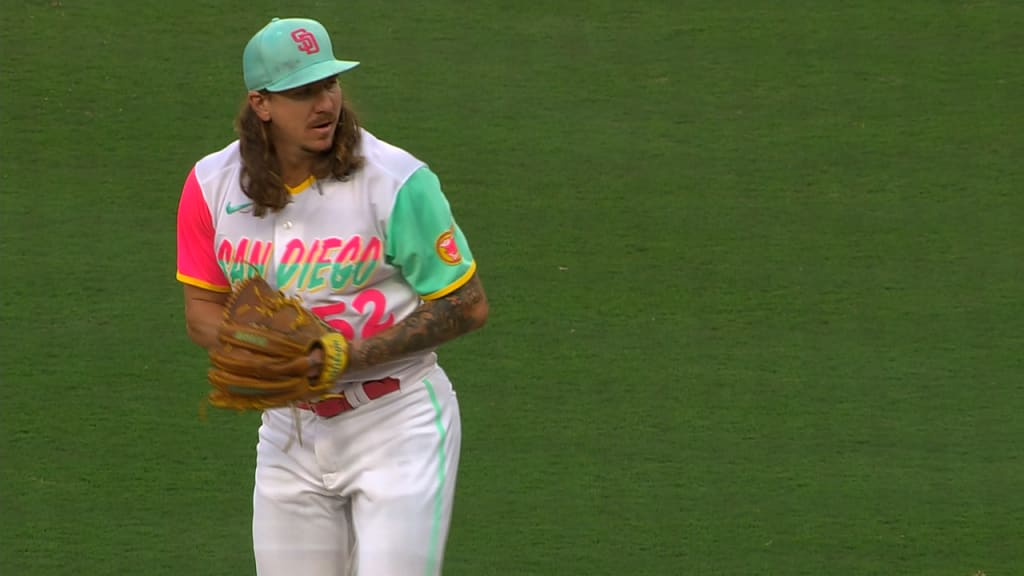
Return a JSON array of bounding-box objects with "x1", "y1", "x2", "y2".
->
[{"x1": 353, "y1": 274, "x2": 486, "y2": 369}]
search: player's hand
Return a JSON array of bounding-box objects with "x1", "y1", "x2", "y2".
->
[{"x1": 307, "y1": 347, "x2": 324, "y2": 379}]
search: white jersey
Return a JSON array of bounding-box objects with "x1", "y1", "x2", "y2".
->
[{"x1": 176, "y1": 129, "x2": 477, "y2": 385}]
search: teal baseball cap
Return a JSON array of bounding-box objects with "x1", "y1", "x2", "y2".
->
[{"x1": 243, "y1": 17, "x2": 359, "y2": 92}]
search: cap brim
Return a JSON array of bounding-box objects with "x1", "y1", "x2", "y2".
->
[{"x1": 264, "y1": 60, "x2": 360, "y2": 92}]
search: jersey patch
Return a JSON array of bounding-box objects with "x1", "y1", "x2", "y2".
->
[{"x1": 435, "y1": 228, "x2": 462, "y2": 265}]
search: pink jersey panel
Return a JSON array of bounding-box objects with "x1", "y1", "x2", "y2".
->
[{"x1": 176, "y1": 167, "x2": 229, "y2": 292}]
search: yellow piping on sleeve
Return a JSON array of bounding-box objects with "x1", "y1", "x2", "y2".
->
[
  {"x1": 421, "y1": 261, "x2": 477, "y2": 301},
  {"x1": 176, "y1": 271, "x2": 232, "y2": 293}
]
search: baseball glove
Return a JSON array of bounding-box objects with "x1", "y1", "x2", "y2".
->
[{"x1": 206, "y1": 275, "x2": 350, "y2": 411}]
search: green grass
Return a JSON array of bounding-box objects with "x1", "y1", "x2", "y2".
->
[{"x1": 2, "y1": 1, "x2": 1022, "y2": 574}]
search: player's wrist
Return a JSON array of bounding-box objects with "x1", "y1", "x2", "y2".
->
[{"x1": 344, "y1": 339, "x2": 372, "y2": 372}]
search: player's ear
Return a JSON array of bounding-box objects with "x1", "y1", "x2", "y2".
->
[{"x1": 248, "y1": 91, "x2": 272, "y2": 122}]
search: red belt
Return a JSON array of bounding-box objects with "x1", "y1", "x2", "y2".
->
[{"x1": 297, "y1": 378, "x2": 401, "y2": 418}]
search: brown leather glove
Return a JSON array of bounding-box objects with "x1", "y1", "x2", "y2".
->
[{"x1": 206, "y1": 276, "x2": 349, "y2": 410}]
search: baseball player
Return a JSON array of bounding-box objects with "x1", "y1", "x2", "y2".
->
[{"x1": 175, "y1": 16, "x2": 489, "y2": 576}]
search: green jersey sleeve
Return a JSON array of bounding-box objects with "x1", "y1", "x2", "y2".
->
[{"x1": 385, "y1": 166, "x2": 476, "y2": 300}]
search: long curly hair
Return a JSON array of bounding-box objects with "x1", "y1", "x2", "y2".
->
[{"x1": 233, "y1": 96, "x2": 364, "y2": 217}]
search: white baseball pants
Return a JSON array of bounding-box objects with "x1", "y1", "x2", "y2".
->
[{"x1": 252, "y1": 366, "x2": 462, "y2": 576}]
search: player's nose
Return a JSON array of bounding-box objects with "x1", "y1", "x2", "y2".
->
[{"x1": 311, "y1": 86, "x2": 336, "y2": 112}]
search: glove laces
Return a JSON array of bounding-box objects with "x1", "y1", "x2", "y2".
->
[{"x1": 282, "y1": 403, "x2": 305, "y2": 452}]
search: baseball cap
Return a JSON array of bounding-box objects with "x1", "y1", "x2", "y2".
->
[{"x1": 243, "y1": 17, "x2": 359, "y2": 92}]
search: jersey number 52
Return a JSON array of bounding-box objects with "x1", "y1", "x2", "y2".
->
[{"x1": 309, "y1": 289, "x2": 395, "y2": 340}]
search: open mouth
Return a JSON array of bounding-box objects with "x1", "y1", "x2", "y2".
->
[{"x1": 311, "y1": 119, "x2": 334, "y2": 131}]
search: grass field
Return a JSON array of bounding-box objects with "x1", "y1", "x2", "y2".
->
[{"x1": 2, "y1": 1, "x2": 1022, "y2": 574}]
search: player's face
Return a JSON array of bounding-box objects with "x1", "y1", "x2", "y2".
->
[{"x1": 264, "y1": 76, "x2": 344, "y2": 154}]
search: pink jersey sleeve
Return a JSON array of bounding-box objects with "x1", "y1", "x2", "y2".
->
[{"x1": 176, "y1": 167, "x2": 230, "y2": 292}]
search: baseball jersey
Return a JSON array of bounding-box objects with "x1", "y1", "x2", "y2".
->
[{"x1": 176, "y1": 128, "x2": 476, "y2": 385}]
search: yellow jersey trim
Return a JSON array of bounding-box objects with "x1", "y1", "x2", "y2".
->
[
  {"x1": 177, "y1": 272, "x2": 232, "y2": 293},
  {"x1": 286, "y1": 176, "x2": 315, "y2": 195},
  {"x1": 421, "y1": 261, "x2": 477, "y2": 301}
]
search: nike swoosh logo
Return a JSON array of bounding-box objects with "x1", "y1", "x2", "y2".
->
[{"x1": 226, "y1": 201, "x2": 253, "y2": 214}]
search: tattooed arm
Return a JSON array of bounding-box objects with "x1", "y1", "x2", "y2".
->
[{"x1": 310, "y1": 272, "x2": 489, "y2": 373}]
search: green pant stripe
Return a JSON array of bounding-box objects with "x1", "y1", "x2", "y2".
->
[{"x1": 423, "y1": 379, "x2": 447, "y2": 576}]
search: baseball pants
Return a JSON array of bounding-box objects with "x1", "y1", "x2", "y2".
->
[{"x1": 252, "y1": 366, "x2": 462, "y2": 576}]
